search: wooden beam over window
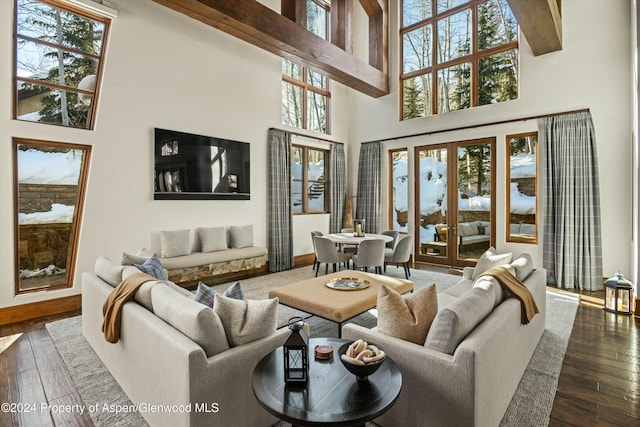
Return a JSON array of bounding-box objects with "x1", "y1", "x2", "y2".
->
[
  {"x1": 507, "y1": 0, "x2": 562, "y2": 56},
  {"x1": 153, "y1": 0, "x2": 389, "y2": 97},
  {"x1": 331, "y1": 0, "x2": 352, "y2": 53}
]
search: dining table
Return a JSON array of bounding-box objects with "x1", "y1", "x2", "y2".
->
[{"x1": 324, "y1": 232, "x2": 394, "y2": 246}]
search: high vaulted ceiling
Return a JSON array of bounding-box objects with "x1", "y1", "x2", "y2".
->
[{"x1": 152, "y1": 0, "x2": 561, "y2": 98}]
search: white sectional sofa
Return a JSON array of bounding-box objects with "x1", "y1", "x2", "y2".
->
[
  {"x1": 343, "y1": 254, "x2": 546, "y2": 427},
  {"x1": 83, "y1": 258, "x2": 288, "y2": 427}
]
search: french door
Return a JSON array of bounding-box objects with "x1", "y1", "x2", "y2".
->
[{"x1": 414, "y1": 138, "x2": 495, "y2": 267}]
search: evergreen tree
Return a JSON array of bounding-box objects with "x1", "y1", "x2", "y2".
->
[{"x1": 19, "y1": 0, "x2": 103, "y2": 128}]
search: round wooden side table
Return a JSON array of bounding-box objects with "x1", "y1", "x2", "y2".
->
[{"x1": 252, "y1": 337, "x2": 402, "y2": 427}]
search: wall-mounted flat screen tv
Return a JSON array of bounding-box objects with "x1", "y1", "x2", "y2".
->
[{"x1": 154, "y1": 128, "x2": 250, "y2": 200}]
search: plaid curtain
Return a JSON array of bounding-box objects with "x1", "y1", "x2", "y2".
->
[
  {"x1": 355, "y1": 142, "x2": 381, "y2": 233},
  {"x1": 267, "y1": 129, "x2": 294, "y2": 272},
  {"x1": 330, "y1": 143, "x2": 346, "y2": 233},
  {"x1": 542, "y1": 111, "x2": 603, "y2": 290}
]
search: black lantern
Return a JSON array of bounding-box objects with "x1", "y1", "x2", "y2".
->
[
  {"x1": 604, "y1": 272, "x2": 634, "y2": 315},
  {"x1": 283, "y1": 317, "x2": 309, "y2": 384}
]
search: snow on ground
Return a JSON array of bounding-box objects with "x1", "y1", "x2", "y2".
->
[
  {"x1": 19, "y1": 203, "x2": 74, "y2": 224},
  {"x1": 18, "y1": 148, "x2": 82, "y2": 185},
  {"x1": 18, "y1": 148, "x2": 81, "y2": 224},
  {"x1": 510, "y1": 152, "x2": 536, "y2": 178},
  {"x1": 391, "y1": 152, "x2": 536, "y2": 231}
]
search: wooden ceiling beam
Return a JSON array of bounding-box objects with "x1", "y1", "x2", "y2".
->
[
  {"x1": 152, "y1": 0, "x2": 389, "y2": 97},
  {"x1": 506, "y1": 0, "x2": 562, "y2": 56}
]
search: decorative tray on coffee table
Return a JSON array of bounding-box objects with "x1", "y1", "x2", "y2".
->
[{"x1": 325, "y1": 277, "x2": 370, "y2": 291}]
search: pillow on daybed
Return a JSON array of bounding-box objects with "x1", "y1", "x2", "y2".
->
[
  {"x1": 229, "y1": 225, "x2": 254, "y2": 249},
  {"x1": 160, "y1": 229, "x2": 191, "y2": 258},
  {"x1": 213, "y1": 295, "x2": 278, "y2": 347},
  {"x1": 472, "y1": 247, "x2": 512, "y2": 279},
  {"x1": 151, "y1": 284, "x2": 230, "y2": 357},
  {"x1": 424, "y1": 286, "x2": 494, "y2": 354},
  {"x1": 377, "y1": 284, "x2": 438, "y2": 345},
  {"x1": 195, "y1": 281, "x2": 245, "y2": 308},
  {"x1": 198, "y1": 226, "x2": 228, "y2": 252}
]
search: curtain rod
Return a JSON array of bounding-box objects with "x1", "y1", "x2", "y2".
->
[
  {"x1": 269, "y1": 127, "x2": 344, "y2": 145},
  {"x1": 362, "y1": 107, "x2": 591, "y2": 145}
]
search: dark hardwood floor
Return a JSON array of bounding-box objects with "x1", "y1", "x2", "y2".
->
[{"x1": 0, "y1": 266, "x2": 638, "y2": 426}]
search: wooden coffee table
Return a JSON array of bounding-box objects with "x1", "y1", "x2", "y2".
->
[
  {"x1": 268, "y1": 271, "x2": 414, "y2": 337},
  {"x1": 252, "y1": 337, "x2": 402, "y2": 427}
]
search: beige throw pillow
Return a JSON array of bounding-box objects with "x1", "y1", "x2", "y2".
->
[
  {"x1": 377, "y1": 284, "x2": 438, "y2": 345},
  {"x1": 472, "y1": 247, "x2": 513, "y2": 279},
  {"x1": 213, "y1": 294, "x2": 278, "y2": 347}
]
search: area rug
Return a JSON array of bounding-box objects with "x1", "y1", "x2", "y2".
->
[{"x1": 46, "y1": 267, "x2": 579, "y2": 427}]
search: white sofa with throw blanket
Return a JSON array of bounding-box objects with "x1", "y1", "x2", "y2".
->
[
  {"x1": 82, "y1": 256, "x2": 288, "y2": 427},
  {"x1": 343, "y1": 249, "x2": 546, "y2": 427}
]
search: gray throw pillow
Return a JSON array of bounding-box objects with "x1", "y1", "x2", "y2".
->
[
  {"x1": 198, "y1": 227, "x2": 228, "y2": 252},
  {"x1": 472, "y1": 276, "x2": 504, "y2": 308},
  {"x1": 94, "y1": 256, "x2": 124, "y2": 287},
  {"x1": 472, "y1": 247, "x2": 512, "y2": 279},
  {"x1": 160, "y1": 229, "x2": 191, "y2": 258},
  {"x1": 213, "y1": 294, "x2": 278, "y2": 347},
  {"x1": 424, "y1": 286, "x2": 494, "y2": 354},
  {"x1": 121, "y1": 247, "x2": 154, "y2": 265},
  {"x1": 151, "y1": 284, "x2": 230, "y2": 357},
  {"x1": 510, "y1": 253, "x2": 534, "y2": 282},
  {"x1": 229, "y1": 225, "x2": 254, "y2": 249}
]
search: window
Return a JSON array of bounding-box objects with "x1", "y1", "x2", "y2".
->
[
  {"x1": 389, "y1": 149, "x2": 409, "y2": 232},
  {"x1": 14, "y1": 138, "x2": 91, "y2": 294},
  {"x1": 292, "y1": 145, "x2": 329, "y2": 214},
  {"x1": 14, "y1": 0, "x2": 111, "y2": 129},
  {"x1": 400, "y1": 0, "x2": 518, "y2": 120},
  {"x1": 506, "y1": 132, "x2": 538, "y2": 243},
  {"x1": 282, "y1": 0, "x2": 330, "y2": 134}
]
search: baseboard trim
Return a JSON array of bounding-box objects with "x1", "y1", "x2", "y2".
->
[
  {"x1": 294, "y1": 253, "x2": 315, "y2": 267},
  {"x1": 0, "y1": 295, "x2": 82, "y2": 326}
]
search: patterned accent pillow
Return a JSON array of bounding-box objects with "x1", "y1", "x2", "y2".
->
[
  {"x1": 195, "y1": 281, "x2": 245, "y2": 308},
  {"x1": 133, "y1": 253, "x2": 164, "y2": 280}
]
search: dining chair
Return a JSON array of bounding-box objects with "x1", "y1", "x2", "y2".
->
[
  {"x1": 340, "y1": 228, "x2": 357, "y2": 255},
  {"x1": 314, "y1": 236, "x2": 351, "y2": 277},
  {"x1": 351, "y1": 239, "x2": 385, "y2": 275},
  {"x1": 381, "y1": 230, "x2": 399, "y2": 255},
  {"x1": 384, "y1": 234, "x2": 413, "y2": 279},
  {"x1": 310, "y1": 230, "x2": 323, "y2": 271}
]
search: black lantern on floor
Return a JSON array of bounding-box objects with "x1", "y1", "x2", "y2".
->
[
  {"x1": 604, "y1": 272, "x2": 634, "y2": 315},
  {"x1": 283, "y1": 317, "x2": 309, "y2": 384}
]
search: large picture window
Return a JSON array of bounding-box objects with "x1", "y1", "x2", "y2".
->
[
  {"x1": 14, "y1": 0, "x2": 111, "y2": 129},
  {"x1": 401, "y1": 0, "x2": 518, "y2": 120},
  {"x1": 292, "y1": 145, "x2": 329, "y2": 214},
  {"x1": 281, "y1": 0, "x2": 330, "y2": 134}
]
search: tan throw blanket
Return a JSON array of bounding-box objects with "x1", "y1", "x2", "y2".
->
[
  {"x1": 480, "y1": 267, "x2": 539, "y2": 325},
  {"x1": 102, "y1": 272, "x2": 156, "y2": 343}
]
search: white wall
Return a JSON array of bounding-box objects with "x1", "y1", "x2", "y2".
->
[
  {"x1": 0, "y1": 0, "x2": 350, "y2": 308},
  {"x1": 348, "y1": 0, "x2": 634, "y2": 277}
]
